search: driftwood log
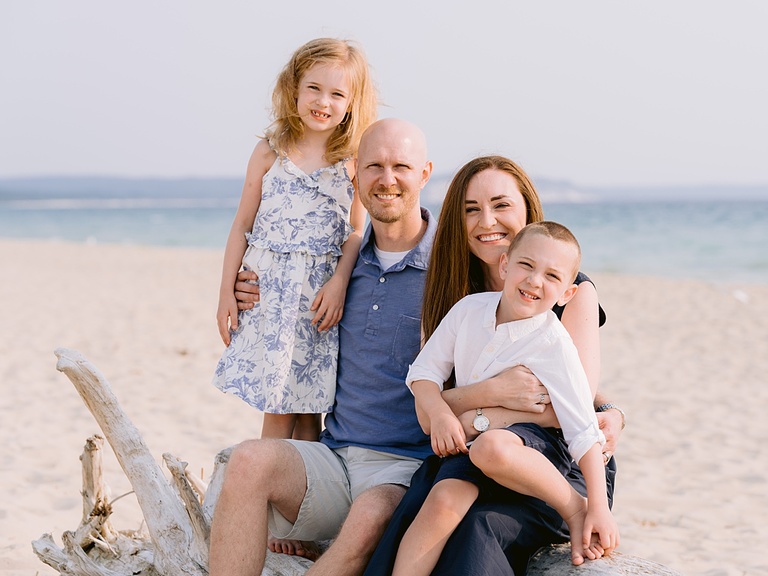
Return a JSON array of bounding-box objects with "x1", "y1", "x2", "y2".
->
[{"x1": 34, "y1": 348, "x2": 681, "y2": 576}]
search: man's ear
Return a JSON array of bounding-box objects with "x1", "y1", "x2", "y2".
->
[
  {"x1": 499, "y1": 252, "x2": 509, "y2": 280},
  {"x1": 557, "y1": 283, "x2": 579, "y2": 306},
  {"x1": 420, "y1": 160, "x2": 433, "y2": 189}
]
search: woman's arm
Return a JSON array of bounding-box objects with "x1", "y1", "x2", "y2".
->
[{"x1": 561, "y1": 280, "x2": 625, "y2": 456}]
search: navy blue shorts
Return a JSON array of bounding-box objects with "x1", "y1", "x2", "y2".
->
[{"x1": 434, "y1": 423, "x2": 572, "y2": 494}]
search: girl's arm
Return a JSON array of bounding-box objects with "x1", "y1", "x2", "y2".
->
[
  {"x1": 310, "y1": 162, "x2": 366, "y2": 331},
  {"x1": 216, "y1": 140, "x2": 274, "y2": 345}
]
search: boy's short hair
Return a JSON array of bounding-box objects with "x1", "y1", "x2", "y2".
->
[{"x1": 506, "y1": 221, "x2": 581, "y2": 283}]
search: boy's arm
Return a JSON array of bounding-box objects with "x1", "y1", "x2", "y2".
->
[
  {"x1": 412, "y1": 380, "x2": 468, "y2": 457},
  {"x1": 579, "y1": 443, "x2": 620, "y2": 555}
]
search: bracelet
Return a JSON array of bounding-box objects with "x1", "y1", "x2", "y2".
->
[{"x1": 596, "y1": 403, "x2": 626, "y2": 430}]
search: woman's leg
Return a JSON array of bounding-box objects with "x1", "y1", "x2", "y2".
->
[{"x1": 392, "y1": 479, "x2": 479, "y2": 576}]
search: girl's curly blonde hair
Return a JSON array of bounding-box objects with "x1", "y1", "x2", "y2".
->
[{"x1": 266, "y1": 38, "x2": 377, "y2": 164}]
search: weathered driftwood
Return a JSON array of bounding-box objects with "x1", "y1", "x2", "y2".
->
[{"x1": 35, "y1": 348, "x2": 681, "y2": 576}]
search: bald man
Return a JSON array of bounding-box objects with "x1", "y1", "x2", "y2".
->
[{"x1": 208, "y1": 119, "x2": 437, "y2": 576}]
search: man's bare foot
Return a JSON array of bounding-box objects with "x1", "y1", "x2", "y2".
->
[
  {"x1": 562, "y1": 499, "x2": 603, "y2": 565},
  {"x1": 268, "y1": 536, "x2": 322, "y2": 561}
]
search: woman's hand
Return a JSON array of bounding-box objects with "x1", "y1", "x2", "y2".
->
[
  {"x1": 234, "y1": 269, "x2": 260, "y2": 310},
  {"x1": 491, "y1": 365, "x2": 551, "y2": 413}
]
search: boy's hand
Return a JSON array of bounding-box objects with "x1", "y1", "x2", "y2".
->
[
  {"x1": 429, "y1": 412, "x2": 468, "y2": 457},
  {"x1": 310, "y1": 274, "x2": 346, "y2": 331},
  {"x1": 582, "y1": 507, "x2": 619, "y2": 561}
]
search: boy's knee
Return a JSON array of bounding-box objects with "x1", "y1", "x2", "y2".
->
[{"x1": 470, "y1": 432, "x2": 519, "y2": 472}]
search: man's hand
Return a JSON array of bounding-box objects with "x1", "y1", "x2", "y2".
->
[
  {"x1": 597, "y1": 408, "x2": 624, "y2": 461},
  {"x1": 234, "y1": 269, "x2": 260, "y2": 310}
]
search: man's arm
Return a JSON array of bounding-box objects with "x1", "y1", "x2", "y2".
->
[{"x1": 234, "y1": 269, "x2": 260, "y2": 309}]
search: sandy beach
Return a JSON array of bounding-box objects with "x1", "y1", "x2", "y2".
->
[{"x1": 1, "y1": 238, "x2": 766, "y2": 576}]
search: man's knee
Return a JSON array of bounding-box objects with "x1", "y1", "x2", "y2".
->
[{"x1": 224, "y1": 438, "x2": 298, "y2": 495}]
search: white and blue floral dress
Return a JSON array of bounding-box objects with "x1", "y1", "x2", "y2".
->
[{"x1": 213, "y1": 154, "x2": 354, "y2": 414}]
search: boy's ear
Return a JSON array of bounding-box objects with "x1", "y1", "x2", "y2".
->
[
  {"x1": 557, "y1": 283, "x2": 579, "y2": 306},
  {"x1": 498, "y1": 252, "x2": 509, "y2": 280}
]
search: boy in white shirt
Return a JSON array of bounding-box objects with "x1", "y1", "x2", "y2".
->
[{"x1": 392, "y1": 221, "x2": 619, "y2": 575}]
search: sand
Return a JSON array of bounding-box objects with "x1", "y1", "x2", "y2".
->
[{"x1": 1, "y1": 238, "x2": 766, "y2": 576}]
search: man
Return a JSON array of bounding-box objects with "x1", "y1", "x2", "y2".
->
[{"x1": 208, "y1": 118, "x2": 437, "y2": 576}]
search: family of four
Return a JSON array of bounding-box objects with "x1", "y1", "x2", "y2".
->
[{"x1": 209, "y1": 38, "x2": 624, "y2": 576}]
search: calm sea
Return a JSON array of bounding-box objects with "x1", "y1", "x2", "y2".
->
[{"x1": 1, "y1": 195, "x2": 767, "y2": 284}]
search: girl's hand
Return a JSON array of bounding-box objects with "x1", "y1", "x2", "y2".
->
[
  {"x1": 216, "y1": 293, "x2": 240, "y2": 346},
  {"x1": 429, "y1": 412, "x2": 468, "y2": 457},
  {"x1": 310, "y1": 274, "x2": 346, "y2": 331}
]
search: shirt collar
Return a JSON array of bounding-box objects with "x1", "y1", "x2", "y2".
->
[
  {"x1": 360, "y1": 207, "x2": 436, "y2": 272},
  {"x1": 483, "y1": 292, "x2": 551, "y2": 341}
]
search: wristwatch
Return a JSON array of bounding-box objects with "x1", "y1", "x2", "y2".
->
[
  {"x1": 472, "y1": 408, "x2": 490, "y2": 433},
  {"x1": 596, "y1": 403, "x2": 626, "y2": 430}
]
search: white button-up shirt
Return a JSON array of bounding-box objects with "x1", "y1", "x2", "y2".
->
[{"x1": 406, "y1": 291, "x2": 604, "y2": 463}]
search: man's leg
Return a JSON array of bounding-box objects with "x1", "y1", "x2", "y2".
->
[
  {"x1": 209, "y1": 439, "x2": 307, "y2": 576},
  {"x1": 307, "y1": 483, "x2": 406, "y2": 576}
]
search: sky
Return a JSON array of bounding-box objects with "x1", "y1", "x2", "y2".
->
[{"x1": 1, "y1": 1, "x2": 767, "y2": 188}]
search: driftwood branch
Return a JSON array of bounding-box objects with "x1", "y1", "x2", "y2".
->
[{"x1": 34, "y1": 348, "x2": 682, "y2": 576}]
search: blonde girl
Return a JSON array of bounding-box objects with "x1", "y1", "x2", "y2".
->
[{"x1": 213, "y1": 38, "x2": 377, "y2": 441}]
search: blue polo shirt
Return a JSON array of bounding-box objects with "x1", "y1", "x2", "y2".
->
[{"x1": 320, "y1": 208, "x2": 435, "y2": 460}]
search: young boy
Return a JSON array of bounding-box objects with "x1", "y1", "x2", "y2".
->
[{"x1": 392, "y1": 221, "x2": 619, "y2": 575}]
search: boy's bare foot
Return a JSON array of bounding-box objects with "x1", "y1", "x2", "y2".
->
[
  {"x1": 562, "y1": 499, "x2": 603, "y2": 565},
  {"x1": 268, "y1": 536, "x2": 322, "y2": 561}
]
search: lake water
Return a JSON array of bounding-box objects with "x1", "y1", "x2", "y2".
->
[{"x1": 1, "y1": 195, "x2": 766, "y2": 284}]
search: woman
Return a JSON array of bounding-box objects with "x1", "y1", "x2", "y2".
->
[{"x1": 364, "y1": 156, "x2": 624, "y2": 576}]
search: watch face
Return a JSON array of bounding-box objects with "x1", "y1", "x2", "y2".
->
[{"x1": 473, "y1": 414, "x2": 490, "y2": 432}]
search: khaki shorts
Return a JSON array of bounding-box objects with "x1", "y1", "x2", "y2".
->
[{"x1": 268, "y1": 441, "x2": 422, "y2": 541}]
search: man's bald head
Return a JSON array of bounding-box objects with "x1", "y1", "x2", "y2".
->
[
  {"x1": 354, "y1": 118, "x2": 432, "y2": 237},
  {"x1": 358, "y1": 118, "x2": 429, "y2": 168}
]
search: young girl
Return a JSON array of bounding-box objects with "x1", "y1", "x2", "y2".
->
[{"x1": 213, "y1": 38, "x2": 377, "y2": 441}]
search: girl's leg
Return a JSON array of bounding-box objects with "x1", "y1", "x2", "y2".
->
[
  {"x1": 292, "y1": 413, "x2": 322, "y2": 441},
  {"x1": 470, "y1": 430, "x2": 594, "y2": 565},
  {"x1": 392, "y1": 479, "x2": 479, "y2": 576},
  {"x1": 260, "y1": 413, "x2": 298, "y2": 439}
]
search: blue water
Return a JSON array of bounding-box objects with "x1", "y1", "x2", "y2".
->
[{"x1": 1, "y1": 197, "x2": 767, "y2": 284}]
